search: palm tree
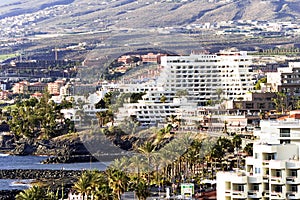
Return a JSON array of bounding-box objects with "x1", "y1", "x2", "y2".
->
[
  {"x1": 272, "y1": 92, "x2": 287, "y2": 114},
  {"x1": 96, "y1": 111, "x2": 107, "y2": 127},
  {"x1": 90, "y1": 172, "x2": 111, "y2": 200},
  {"x1": 244, "y1": 143, "x2": 253, "y2": 156},
  {"x1": 73, "y1": 172, "x2": 92, "y2": 199},
  {"x1": 110, "y1": 157, "x2": 130, "y2": 172},
  {"x1": 134, "y1": 178, "x2": 150, "y2": 200},
  {"x1": 232, "y1": 135, "x2": 242, "y2": 150},
  {"x1": 157, "y1": 148, "x2": 173, "y2": 180},
  {"x1": 128, "y1": 154, "x2": 147, "y2": 179},
  {"x1": 138, "y1": 141, "x2": 156, "y2": 184},
  {"x1": 107, "y1": 168, "x2": 129, "y2": 200},
  {"x1": 167, "y1": 114, "x2": 180, "y2": 129},
  {"x1": 160, "y1": 95, "x2": 167, "y2": 103},
  {"x1": 16, "y1": 185, "x2": 45, "y2": 200},
  {"x1": 73, "y1": 170, "x2": 107, "y2": 200},
  {"x1": 216, "y1": 88, "x2": 223, "y2": 103}
]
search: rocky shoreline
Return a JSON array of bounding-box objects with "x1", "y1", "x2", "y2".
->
[
  {"x1": 0, "y1": 169, "x2": 85, "y2": 200},
  {"x1": 0, "y1": 190, "x2": 20, "y2": 200},
  {"x1": 0, "y1": 169, "x2": 83, "y2": 179}
]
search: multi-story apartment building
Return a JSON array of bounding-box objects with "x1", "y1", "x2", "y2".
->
[
  {"x1": 12, "y1": 81, "x2": 29, "y2": 94},
  {"x1": 217, "y1": 111, "x2": 300, "y2": 200},
  {"x1": 141, "y1": 53, "x2": 165, "y2": 63},
  {"x1": 218, "y1": 143, "x2": 300, "y2": 200},
  {"x1": 0, "y1": 90, "x2": 11, "y2": 100},
  {"x1": 12, "y1": 81, "x2": 46, "y2": 94},
  {"x1": 159, "y1": 49, "x2": 255, "y2": 106},
  {"x1": 27, "y1": 82, "x2": 47, "y2": 94},
  {"x1": 47, "y1": 79, "x2": 65, "y2": 95},
  {"x1": 226, "y1": 92, "x2": 276, "y2": 114},
  {"x1": 267, "y1": 62, "x2": 300, "y2": 106}
]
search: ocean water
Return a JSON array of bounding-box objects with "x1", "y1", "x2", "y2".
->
[
  {"x1": 0, "y1": 179, "x2": 32, "y2": 190},
  {"x1": 0, "y1": 154, "x2": 109, "y2": 190},
  {"x1": 0, "y1": 154, "x2": 109, "y2": 170}
]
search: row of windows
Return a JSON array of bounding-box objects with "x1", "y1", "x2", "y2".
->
[
  {"x1": 245, "y1": 102, "x2": 274, "y2": 109},
  {"x1": 172, "y1": 70, "x2": 220, "y2": 74},
  {"x1": 168, "y1": 59, "x2": 218, "y2": 63},
  {"x1": 138, "y1": 110, "x2": 171, "y2": 114},
  {"x1": 171, "y1": 65, "x2": 250, "y2": 70},
  {"x1": 131, "y1": 105, "x2": 178, "y2": 109},
  {"x1": 174, "y1": 79, "x2": 220, "y2": 83}
]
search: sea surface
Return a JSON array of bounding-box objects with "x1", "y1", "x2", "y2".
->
[{"x1": 0, "y1": 154, "x2": 109, "y2": 190}]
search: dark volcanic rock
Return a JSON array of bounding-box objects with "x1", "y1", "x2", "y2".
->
[
  {"x1": 0, "y1": 190, "x2": 20, "y2": 200},
  {"x1": 42, "y1": 155, "x2": 98, "y2": 164},
  {"x1": 12, "y1": 143, "x2": 36, "y2": 156},
  {"x1": 0, "y1": 169, "x2": 84, "y2": 200},
  {"x1": 0, "y1": 169, "x2": 82, "y2": 180}
]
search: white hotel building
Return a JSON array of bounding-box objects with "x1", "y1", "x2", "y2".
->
[
  {"x1": 115, "y1": 50, "x2": 255, "y2": 126},
  {"x1": 217, "y1": 111, "x2": 300, "y2": 200},
  {"x1": 159, "y1": 50, "x2": 255, "y2": 105}
]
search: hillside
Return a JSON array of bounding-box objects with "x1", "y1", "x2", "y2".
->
[{"x1": 0, "y1": 0, "x2": 299, "y2": 32}]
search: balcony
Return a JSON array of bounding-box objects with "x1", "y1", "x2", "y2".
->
[
  {"x1": 263, "y1": 190, "x2": 270, "y2": 197},
  {"x1": 286, "y1": 161, "x2": 300, "y2": 169},
  {"x1": 270, "y1": 192, "x2": 285, "y2": 199},
  {"x1": 263, "y1": 175, "x2": 269, "y2": 183},
  {"x1": 225, "y1": 190, "x2": 231, "y2": 196},
  {"x1": 232, "y1": 191, "x2": 247, "y2": 199},
  {"x1": 286, "y1": 176, "x2": 300, "y2": 184},
  {"x1": 270, "y1": 176, "x2": 284, "y2": 184},
  {"x1": 287, "y1": 192, "x2": 300, "y2": 199},
  {"x1": 269, "y1": 160, "x2": 286, "y2": 169},
  {"x1": 248, "y1": 176, "x2": 262, "y2": 183},
  {"x1": 280, "y1": 133, "x2": 300, "y2": 139},
  {"x1": 262, "y1": 160, "x2": 270, "y2": 167},
  {"x1": 248, "y1": 190, "x2": 262, "y2": 198}
]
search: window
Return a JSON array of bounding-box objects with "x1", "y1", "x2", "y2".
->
[
  {"x1": 274, "y1": 185, "x2": 282, "y2": 192},
  {"x1": 276, "y1": 170, "x2": 281, "y2": 177},
  {"x1": 238, "y1": 184, "x2": 244, "y2": 191},
  {"x1": 253, "y1": 184, "x2": 259, "y2": 191},
  {"x1": 291, "y1": 170, "x2": 297, "y2": 177},
  {"x1": 258, "y1": 103, "x2": 265, "y2": 109},
  {"x1": 280, "y1": 128, "x2": 290, "y2": 137},
  {"x1": 246, "y1": 103, "x2": 253, "y2": 109},
  {"x1": 280, "y1": 128, "x2": 290, "y2": 133},
  {"x1": 255, "y1": 167, "x2": 261, "y2": 174},
  {"x1": 267, "y1": 153, "x2": 275, "y2": 160},
  {"x1": 280, "y1": 139, "x2": 290, "y2": 144},
  {"x1": 291, "y1": 185, "x2": 298, "y2": 192}
]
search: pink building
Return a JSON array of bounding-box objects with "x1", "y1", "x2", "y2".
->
[{"x1": 48, "y1": 80, "x2": 65, "y2": 95}]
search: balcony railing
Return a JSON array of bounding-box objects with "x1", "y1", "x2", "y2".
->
[
  {"x1": 262, "y1": 160, "x2": 270, "y2": 166},
  {"x1": 232, "y1": 190, "x2": 247, "y2": 198},
  {"x1": 286, "y1": 191, "x2": 300, "y2": 199},
  {"x1": 270, "y1": 176, "x2": 284, "y2": 184},
  {"x1": 270, "y1": 192, "x2": 285, "y2": 199},
  {"x1": 286, "y1": 176, "x2": 300, "y2": 184},
  {"x1": 248, "y1": 190, "x2": 262, "y2": 198}
]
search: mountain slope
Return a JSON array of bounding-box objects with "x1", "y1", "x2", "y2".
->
[{"x1": 0, "y1": 0, "x2": 299, "y2": 32}]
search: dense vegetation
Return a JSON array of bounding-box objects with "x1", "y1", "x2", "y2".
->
[
  {"x1": 16, "y1": 133, "x2": 252, "y2": 199},
  {"x1": 5, "y1": 92, "x2": 74, "y2": 139}
]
